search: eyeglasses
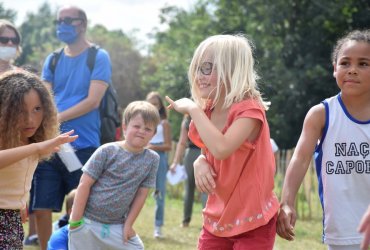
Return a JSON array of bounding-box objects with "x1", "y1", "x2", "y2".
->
[
  {"x1": 199, "y1": 62, "x2": 213, "y2": 75},
  {"x1": 54, "y1": 17, "x2": 84, "y2": 25},
  {"x1": 0, "y1": 36, "x2": 20, "y2": 45}
]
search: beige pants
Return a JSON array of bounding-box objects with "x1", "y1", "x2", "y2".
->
[{"x1": 69, "y1": 218, "x2": 144, "y2": 250}]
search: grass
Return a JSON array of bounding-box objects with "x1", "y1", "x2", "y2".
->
[{"x1": 24, "y1": 192, "x2": 326, "y2": 250}]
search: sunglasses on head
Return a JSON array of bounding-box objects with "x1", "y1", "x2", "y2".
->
[
  {"x1": 54, "y1": 17, "x2": 84, "y2": 25},
  {"x1": 0, "y1": 36, "x2": 20, "y2": 45},
  {"x1": 199, "y1": 62, "x2": 213, "y2": 75}
]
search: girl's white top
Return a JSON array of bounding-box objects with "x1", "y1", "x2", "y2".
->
[{"x1": 150, "y1": 121, "x2": 164, "y2": 144}]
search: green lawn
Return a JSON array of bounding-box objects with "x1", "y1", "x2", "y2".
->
[{"x1": 24, "y1": 194, "x2": 326, "y2": 250}]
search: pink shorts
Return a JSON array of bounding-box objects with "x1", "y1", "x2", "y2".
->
[{"x1": 198, "y1": 213, "x2": 277, "y2": 250}]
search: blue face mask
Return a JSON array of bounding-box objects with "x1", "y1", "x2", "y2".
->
[{"x1": 56, "y1": 24, "x2": 78, "y2": 44}]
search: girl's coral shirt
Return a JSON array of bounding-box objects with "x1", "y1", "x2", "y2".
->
[{"x1": 189, "y1": 99, "x2": 279, "y2": 237}]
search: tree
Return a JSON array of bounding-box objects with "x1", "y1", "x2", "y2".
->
[
  {"x1": 16, "y1": 2, "x2": 144, "y2": 110},
  {"x1": 88, "y1": 25, "x2": 143, "y2": 109},
  {"x1": 146, "y1": 0, "x2": 370, "y2": 146},
  {"x1": 17, "y1": 3, "x2": 59, "y2": 70},
  {"x1": 0, "y1": 3, "x2": 17, "y2": 22}
]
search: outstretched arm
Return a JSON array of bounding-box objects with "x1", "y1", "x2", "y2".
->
[
  {"x1": 169, "y1": 116, "x2": 188, "y2": 172},
  {"x1": 166, "y1": 97, "x2": 260, "y2": 160},
  {"x1": 0, "y1": 130, "x2": 77, "y2": 170},
  {"x1": 277, "y1": 104, "x2": 325, "y2": 241},
  {"x1": 123, "y1": 187, "x2": 149, "y2": 243}
]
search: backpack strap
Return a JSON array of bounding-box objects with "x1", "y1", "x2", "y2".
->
[
  {"x1": 86, "y1": 44, "x2": 100, "y2": 72},
  {"x1": 48, "y1": 47, "x2": 64, "y2": 74},
  {"x1": 48, "y1": 45, "x2": 100, "y2": 74}
]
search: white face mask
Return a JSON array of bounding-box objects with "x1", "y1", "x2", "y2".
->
[{"x1": 0, "y1": 47, "x2": 17, "y2": 61}]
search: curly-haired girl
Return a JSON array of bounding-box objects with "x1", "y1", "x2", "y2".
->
[{"x1": 0, "y1": 70, "x2": 77, "y2": 249}]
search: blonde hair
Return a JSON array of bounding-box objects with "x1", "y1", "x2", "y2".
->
[
  {"x1": 123, "y1": 101, "x2": 160, "y2": 128},
  {"x1": 188, "y1": 34, "x2": 269, "y2": 110},
  {"x1": 0, "y1": 19, "x2": 22, "y2": 56},
  {"x1": 332, "y1": 29, "x2": 370, "y2": 63}
]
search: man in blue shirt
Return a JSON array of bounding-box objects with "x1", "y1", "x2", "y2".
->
[{"x1": 32, "y1": 5, "x2": 112, "y2": 250}]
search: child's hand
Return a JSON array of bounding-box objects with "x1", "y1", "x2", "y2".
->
[
  {"x1": 169, "y1": 162, "x2": 177, "y2": 173},
  {"x1": 20, "y1": 207, "x2": 28, "y2": 224},
  {"x1": 123, "y1": 225, "x2": 136, "y2": 243},
  {"x1": 194, "y1": 155, "x2": 216, "y2": 194},
  {"x1": 36, "y1": 130, "x2": 78, "y2": 155},
  {"x1": 358, "y1": 205, "x2": 370, "y2": 250},
  {"x1": 165, "y1": 96, "x2": 198, "y2": 114},
  {"x1": 276, "y1": 203, "x2": 296, "y2": 241}
]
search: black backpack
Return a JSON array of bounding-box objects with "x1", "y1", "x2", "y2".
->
[{"x1": 48, "y1": 45, "x2": 121, "y2": 144}]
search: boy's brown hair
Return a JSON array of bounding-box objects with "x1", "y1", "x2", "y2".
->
[{"x1": 123, "y1": 101, "x2": 160, "y2": 128}]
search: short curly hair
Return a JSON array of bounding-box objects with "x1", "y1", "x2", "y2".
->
[
  {"x1": 331, "y1": 29, "x2": 370, "y2": 63},
  {"x1": 0, "y1": 70, "x2": 59, "y2": 154}
]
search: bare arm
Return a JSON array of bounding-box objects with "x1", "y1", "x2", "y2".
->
[
  {"x1": 123, "y1": 187, "x2": 149, "y2": 242},
  {"x1": 0, "y1": 145, "x2": 40, "y2": 170},
  {"x1": 170, "y1": 117, "x2": 188, "y2": 171},
  {"x1": 56, "y1": 80, "x2": 108, "y2": 122},
  {"x1": 359, "y1": 205, "x2": 370, "y2": 250},
  {"x1": 69, "y1": 173, "x2": 96, "y2": 226},
  {"x1": 0, "y1": 130, "x2": 78, "y2": 170},
  {"x1": 147, "y1": 119, "x2": 172, "y2": 152},
  {"x1": 193, "y1": 154, "x2": 217, "y2": 194},
  {"x1": 277, "y1": 104, "x2": 325, "y2": 240},
  {"x1": 166, "y1": 97, "x2": 260, "y2": 160},
  {"x1": 190, "y1": 110, "x2": 260, "y2": 159}
]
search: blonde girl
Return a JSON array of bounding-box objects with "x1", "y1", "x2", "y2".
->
[
  {"x1": 0, "y1": 70, "x2": 77, "y2": 249},
  {"x1": 166, "y1": 34, "x2": 279, "y2": 249}
]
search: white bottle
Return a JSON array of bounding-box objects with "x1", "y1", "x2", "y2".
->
[{"x1": 57, "y1": 143, "x2": 83, "y2": 172}]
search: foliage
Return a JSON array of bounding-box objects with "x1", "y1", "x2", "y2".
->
[
  {"x1": 88, "y1": 25, "x2": 143, "y2": 108},
  {"x1": 144, "y1": 0, "x2": 370, "y2": 146},
  {"x1": 141, "y1": 2, "x2": 217, "y2": 139},
  {"x1": 0, "y1": 3, "x2": 17, "y2": 22},
  {"x1": 257, "y1": 0, "x2": 370, "y2": 147},
  {"x1": 17, "y1": 3, "x2": 59, "y2": 70},
  {"x1": 12, "y1": 2, "x2": 144, "y2": 111},
  {"x1": 4, "y1": 0, "x2": 370, "y2": 145}
]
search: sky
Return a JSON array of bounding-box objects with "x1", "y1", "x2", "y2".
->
[{"x1": 3, "y1": 0, "x2": 196, "y2": 44}]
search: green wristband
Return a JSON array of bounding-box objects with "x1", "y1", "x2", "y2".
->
[{"x1": 69, "y1": 218, "x2": 84, "y2": 227}]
